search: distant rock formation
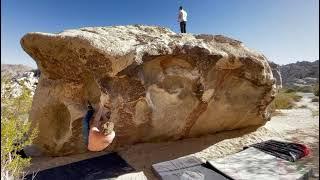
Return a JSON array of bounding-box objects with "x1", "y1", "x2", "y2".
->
[
  {"x1": 1, "y1": 64, "x2": 39, "y2": 97},
  {"x1": 1, "y1": 64, "x2": 33, "y2": 77},
  {"x1": 20, "y1": 25, "x2": 276, "y2": 156},
  {"x1": 280, "y1": 60, "x2": 319, "y2": 87}
]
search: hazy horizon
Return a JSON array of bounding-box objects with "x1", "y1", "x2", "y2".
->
[{"x1": 2, "y1": 0, "x2": 319, "y2": 68}]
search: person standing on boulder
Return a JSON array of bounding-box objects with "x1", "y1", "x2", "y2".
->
[{"x1": 178, "y1": 6, "x2": 187, "y2": 33}]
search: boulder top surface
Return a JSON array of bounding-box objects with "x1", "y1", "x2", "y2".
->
[{"x1": 21, "y1": 25, "x2": 266, "y2": 80}]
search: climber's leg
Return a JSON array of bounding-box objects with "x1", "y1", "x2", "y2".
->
[
  {"x1": 82, "y1": 104, "x2": 94, "y2": 145},
  {"x1": 180, "y1": 22, "x2": 184, "y2": 33}
]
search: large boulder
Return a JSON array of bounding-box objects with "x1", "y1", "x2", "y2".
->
[{"x1": 21, "y1": 25, "x2": 276, "y2": 156}]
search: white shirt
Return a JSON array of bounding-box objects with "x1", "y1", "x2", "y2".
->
[{"x1": 178, "y1": 9, "x2": 187, "y2": 22}]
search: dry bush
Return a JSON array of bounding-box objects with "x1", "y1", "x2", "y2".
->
[{"x1": 269, "y1": 89, "x2": 302, "y2": 115}]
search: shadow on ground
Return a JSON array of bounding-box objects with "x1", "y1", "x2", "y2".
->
[{"x1": 118, "y1": 125, "x2": 263, "y2": 179}]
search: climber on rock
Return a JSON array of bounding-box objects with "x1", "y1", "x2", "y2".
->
[
  {"x1": 82, "y1": 99, "x2": 115, "y2": 152},
  {"x1": 178, "y1": 6, "x2": 187, "y2": 33}
]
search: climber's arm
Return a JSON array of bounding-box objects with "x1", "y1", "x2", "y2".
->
[{"x1": 91, "y1": 103, "x2": 103, "y2": 127}]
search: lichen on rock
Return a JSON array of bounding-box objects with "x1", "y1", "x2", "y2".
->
[{"x1": 21, "y1": 25, "x2": 276, "y2": 156}]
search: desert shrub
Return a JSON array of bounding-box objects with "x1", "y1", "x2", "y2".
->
[
  {"x1": 289, "y1": 86, "x2": 313, "y2": 93},
  {"x1": 313, "y1": 84, "x2": 319, "y2": 96},
  {"x1": 290, "y1": 93, "x2": 303, "y2": 102},
  {"x1": 1, "y1": 76, "x2": 38, "y2": 180},
  {"x1": 284, "y1": 88, "x2": 296, "y2": 93},
  {"x1": 296, "y1": 86, "x2": 313, "y2": 93},
  {"x1": 269, "y1": 90, "x2": 302, "y2": 113}
]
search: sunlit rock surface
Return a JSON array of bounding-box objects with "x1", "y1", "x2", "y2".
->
[{"x1": 21, "y1": 25, "x2": 276, "y2": 156}]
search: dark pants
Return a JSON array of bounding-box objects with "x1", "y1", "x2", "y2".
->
[
  {"x1": 180, "y1": 21, "x2": 186, "y2": 33},
  {"x1": 82, "y1": 107, "x2": 94, "y2": 145}
]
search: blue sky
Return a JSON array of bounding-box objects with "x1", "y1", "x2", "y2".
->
[{"x1": 2, "y1": 0, "x2": 319, "y2": 67}]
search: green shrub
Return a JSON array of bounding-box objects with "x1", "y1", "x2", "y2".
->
[
  {"x1": 296, "y1": 86, "x2": 313, "y2": 93},
  {"x1": 290, "y1": 93, "x2": 303, "y2": 102},
  {"x1": 285, "y1": 86, "x2": 313, "y2": 93},
  {"x1": 284, "y1": 88, "x2": 296, "y2": 93},
  {"x1": 269, "y1": 90, "x2": 302, "y2": 113},
  {"x1": 1, "y1": 76, "x2": 38, "y2": 179}
]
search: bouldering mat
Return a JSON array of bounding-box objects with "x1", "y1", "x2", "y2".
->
[
  {"x1": 207, "y1": 147, "x2": 313, "y2": 180},
  {"x1": 25, "y1": 152, "x2": 135, "y2": 180},
  {"x1": 152, "y1": 155, "x2": 229, "y2": 180}
]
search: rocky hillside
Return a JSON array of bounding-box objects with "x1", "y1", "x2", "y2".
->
[
  {"x1": 1, "y1": 64, "x2": 33, "y2": 77},
  {"x1": 280, "y1": 60, "x2": 319, "y2": 87},
  {"x1": 1, "y1": 64, "x2": 39, "y2": 97}
]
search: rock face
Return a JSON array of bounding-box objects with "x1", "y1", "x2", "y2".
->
[
  {"x1": 21, "y1": 25, "x2": 276, "y2": 156},
  {"x1": 280, "y1": 60, "x2": 319, "y2": 87},
  {"x1": 268, "y1": 61, "x2": 282, "y2": 89}
]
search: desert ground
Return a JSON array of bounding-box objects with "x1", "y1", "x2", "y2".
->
[{"x1": 26, "y1": 93, "x2": 319, "y2": 179}]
